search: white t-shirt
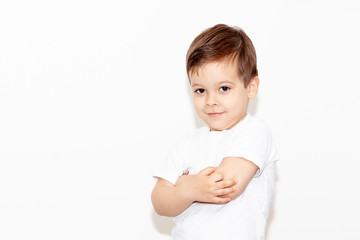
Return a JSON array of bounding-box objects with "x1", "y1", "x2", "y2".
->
[{"x1": 154, "y1": 114, "x2": 279, "y2": 240}]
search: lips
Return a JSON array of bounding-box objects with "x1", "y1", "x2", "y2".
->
[{"x1": 207, "y1": 112, "x2": 224, "y2": 117}]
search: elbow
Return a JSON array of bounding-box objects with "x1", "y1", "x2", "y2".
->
[
  {"x1": 152, "y1": 203, "x2": 177, "y2": 217},
  {"x1": 151, "y1": 199, "x2": 167, "y2": 217},
  {"x1": 153, "y1": 208, "x2": 177, "y2": 217},
  {"x1": 226, "y1": 184, "x2": 247, "y2": 201},
  {"x1": 152, "y1": 197, "x2": 178, "y2": 217},
  {"x1": 152, "y1": 206, "x2": 166, "y2": 216},
  {"x1": 151, "y1": 190, "x2": 163, "y2": 216},
  {"x1": 151, "y1": 190, "x2": 177, "y2": 217}
]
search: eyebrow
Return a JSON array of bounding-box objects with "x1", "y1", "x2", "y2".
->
[
  {"x1": 191, "y1": 83, "x2": 203, "y2": 88},
  {"x1": 218, "y1": 80, "x2": 234, "y2": 85},
  {"x1": 191, "y1": 80, "x2": 234, "y2": 88}
]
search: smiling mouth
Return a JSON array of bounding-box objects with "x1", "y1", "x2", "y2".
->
[{"x1": 207, "y1": 112, "x2": 224, "y2": 117}]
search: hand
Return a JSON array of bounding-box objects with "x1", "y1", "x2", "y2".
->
[{"x1": 175, "y1": 166, "x2": 237, "y2": 204}]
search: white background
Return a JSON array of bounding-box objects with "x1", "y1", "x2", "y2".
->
[{"x1": 1, "y1": 0, "x2": 359, "y2": 239}]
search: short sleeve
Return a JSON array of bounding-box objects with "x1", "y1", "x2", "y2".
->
[
  {"x1": 152, "y1": 140, "x2": 186, "y2": 185},
  {"x1": 224, "y1": 121, "x2": 279, "y2": 177}
]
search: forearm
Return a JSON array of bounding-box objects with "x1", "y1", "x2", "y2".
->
[
  {"x1": 151, "y1": 178, "x2": 193, "y2": 217},
  {"x1": 213, "y1": 157, "x2": 258, "y2": 200},
  {"x1": 152, "y1": 168, "x2": 237, "y2": 216}
]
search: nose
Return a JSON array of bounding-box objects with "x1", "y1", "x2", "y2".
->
[{"x1": 206, "y1": 92, "x2": 218, "y2": 106}]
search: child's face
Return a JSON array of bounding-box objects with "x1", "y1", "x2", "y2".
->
[{"x1": 190, "y1": 61, "x2": 257, "y2": 131}]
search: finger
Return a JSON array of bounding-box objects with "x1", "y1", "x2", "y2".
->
[
  {"x1": 215, "y1": 178, "x2": 237, "y2": 189},
  {"x1": 209, "y1": 172, "x2": 223, "y2": 182},
  {"x1": 198, "y1": 166, "x2": 216, "y2": 176},
  {"x1": 215, "y1": 185, "x2": 236, "y2": 196},
  {"x1": 210, "y1": 196, "x2": 231, "y2": 204}
]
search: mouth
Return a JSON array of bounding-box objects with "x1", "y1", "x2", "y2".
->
[{"x1": 207, "y1": 112, "x2": 224, "y2": 117}]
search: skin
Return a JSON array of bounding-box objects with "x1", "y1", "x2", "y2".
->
[
  {"x1": 152, "y1": 167, "x2": 237, "y2": 217},
  {"x1": 152, "y1": 60, "x2": 260, "y2": 217}
]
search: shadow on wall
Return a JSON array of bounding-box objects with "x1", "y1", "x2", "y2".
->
[
  {"x1": 247, "y1": 97, "x2": 258, "y2": 116},
  {"x1": 151, "y1": 211, "x2": 175, "y2": 236}
]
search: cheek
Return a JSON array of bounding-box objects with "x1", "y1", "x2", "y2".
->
[
  {"x1": 225, "y1": 95, "x2": 246, "y2": 111},
  {"x1": 222, "y1": 98, "x2": 236, "y2": 109},
  {"x1": 193, "y1": 98, "x2": 203, "y2": 111}
]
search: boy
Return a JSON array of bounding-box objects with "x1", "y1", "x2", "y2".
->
[{"x1": 152, "y1": 24, "x2": 279, "y2": 240}]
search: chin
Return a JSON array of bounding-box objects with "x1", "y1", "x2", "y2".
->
[{"x1": 208, "y1": 125, "x2": 226, "y2": 131}]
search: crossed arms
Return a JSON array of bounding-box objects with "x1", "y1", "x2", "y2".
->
[{"x1": 151, "y1": 156, "x2": 259, "y2": 217}]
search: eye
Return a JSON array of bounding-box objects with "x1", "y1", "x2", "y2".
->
[
  {"x1": 194, "y1": 88, "x2": 206, "y2": 94},
  {"x1": 219, "y1": 86, "x2": 230, "y2": 92}
]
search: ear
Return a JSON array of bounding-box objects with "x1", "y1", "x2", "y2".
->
[{"x1": 247, "y1": 76, "x2": 259, "y2": 99}]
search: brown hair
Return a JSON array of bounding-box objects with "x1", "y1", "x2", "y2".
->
[{"x1": 186, "y1": 24, "x2": 258, "y2": 87}]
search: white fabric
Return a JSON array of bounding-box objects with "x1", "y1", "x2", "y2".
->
[{"x1": 154, "y1": 114, "x2": 279, "y2": 240}]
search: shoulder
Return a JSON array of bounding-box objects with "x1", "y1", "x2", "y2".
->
[{"x1": 224, "y1": 114, "x2": 279, "y2": 174}]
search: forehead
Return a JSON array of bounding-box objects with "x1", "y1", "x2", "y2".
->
[{"x1": 189, "y1": 60, "x2": 241, "y2": 85}]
